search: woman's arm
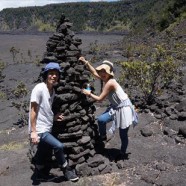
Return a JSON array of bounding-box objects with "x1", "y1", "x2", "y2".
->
[
  {"x1": 82, "y1": 79, "x2": 115, "y2": 101},
  {"x1": 30, "y1": 102, "x2": 39, "y2": 144},
  {"x1": 79, "y1": 57, "x2": 100, "y2": 79}
]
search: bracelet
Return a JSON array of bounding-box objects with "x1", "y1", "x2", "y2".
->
[{"x1": 85, "y1": 61, "x2": 89, "y2": 66}]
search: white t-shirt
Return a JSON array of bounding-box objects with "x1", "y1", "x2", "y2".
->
[{"x1": 28, "y1": 82, "x2": 55, "y2": 134}]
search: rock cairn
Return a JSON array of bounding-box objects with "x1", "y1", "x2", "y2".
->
[
  {"x1": 43, "y1": 14, "x2": 100, "y2": 172},
  {"x1": 29, "y1": 14, "x2": 116, "y2": 177}
]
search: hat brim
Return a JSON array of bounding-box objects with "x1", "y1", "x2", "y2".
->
[
  {"x1": 44, "y1": 68, "x2": 62, "y2": 73},
  {"x1": 96, "y1": 64, "x2": 114, "y2": 76},
  {"x1": 44, "y1": 62, "x2": 62, "y2": 73}
]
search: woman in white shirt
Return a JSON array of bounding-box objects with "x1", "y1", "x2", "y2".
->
[
  {"x1": 79, "y1": 57, "x2": 138, "y2": 160},
  {"x1": 29, "y1": 62, "x2": 79, "y2": 182}
]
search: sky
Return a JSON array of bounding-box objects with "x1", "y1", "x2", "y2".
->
[{"x1": 0, "y1": 0, "x2": 118, "y2": 11}]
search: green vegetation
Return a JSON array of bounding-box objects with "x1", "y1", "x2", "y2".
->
[
  {"x1": 0, "y1": 91, "x2": 6, "y2": 99},
  {"x1": 120, "y1": 44, "x2": 182, "y2": 104},
  {"x1": 9, "y1": 46, "x2": 42, "y2": 65},
  {"x1": 0, "y1": 60, "x2": 6, "y2": 99},
  {"x1": 12, "y1": 82, "x2": 29, "y2": 126},
  {"x1": 0, "y1": 2, "x2": 130, "y2": 32},
  {"x1": 10, "y1": 47, "x2": 20, "y2": 62},
  {"x1": 0, "y1": 60, "x2": 5, "y2": 77},
  {"x1": 0, "y1": 141, "x2": 26, "y2": 151},
  {"x1": 0, "y1": 0, "x2": 185, "y2": 33},
  {"x1": 12, "y1": 82, "x2": 28, "y2": 98},
  {"x1": 132, "y1": 0, "x2": 186, "y2": 32}
]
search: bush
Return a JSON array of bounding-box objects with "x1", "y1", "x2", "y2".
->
[
  {"x1": 12, "y1": 82, "x2": 29, "y2": 126},
  {"x1": 12, "y1": 82, "x2": 28, "y2": 98},
  {"x1": 0, "y1": 60, "x2": 5, "y2": 78},
  {"x1": 120, "y1": 57, "x2": 181, "y2": 104},
  {"x1": 0, "y1": 91, "x2": 6, "y2": 99}
]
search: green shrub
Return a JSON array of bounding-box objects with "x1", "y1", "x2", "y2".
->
[
  {"x1": 0, "y1": 91, "x2": 6, "y2": 100},
  {"x1": 0, "y1": 60, "x2": 5, "y2": 77},
  {"x1": 10, "y1": 47, "x2": 20, "y2": 63},
  {"x1": 12, "y1": 82, "x2": 29, "y2": 126},
  {"x1": 12, "y1": 82, "x2": 28, "y2": 98},
  {"x1": 120, "y1": 57, "x2": 180, "y2": 104}
]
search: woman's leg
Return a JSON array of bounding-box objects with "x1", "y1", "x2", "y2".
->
[
  {"x1": 97, "y1": 111, "x2": 112, "y2": 139},
  {"x1": 35, "y1": 134, "x2": 52, "y2": 168},
  {"x1": 119, "y1": 127, "x2": 129, "y2": 154},
  {"x1": 35, "y1": 132, "x2": 79, "y2": 181}
]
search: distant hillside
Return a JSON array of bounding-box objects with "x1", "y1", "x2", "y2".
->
[{"x1": 0, "y1": 0, "x2": 185, "y2": 33}]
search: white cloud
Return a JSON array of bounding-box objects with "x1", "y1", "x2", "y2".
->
[{"x1": 0, "y1": 0, "x2": 118, "y2": 11}]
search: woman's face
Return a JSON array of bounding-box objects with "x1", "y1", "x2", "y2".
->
[
  {"x1": 46, "y1": 70, "x2": 59, "y2": 86},
  {"x1": 97, "y1": 69, "x2": 111, "y2": 82}
]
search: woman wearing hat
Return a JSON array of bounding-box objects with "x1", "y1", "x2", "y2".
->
[
  {"x1": 79, "y1": 57, "x2": 138, "y2": 160},
  {"x1": 29, "y1": 62, "x2": 79, "y2": 182}
]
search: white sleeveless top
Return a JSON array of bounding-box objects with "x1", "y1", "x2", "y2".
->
[
  {"x1": 108, "y1": 79, "x2": 128, "y2": 106},
  {"x1": 108, "y1": 79, "x2": 133, "y2": 129}
]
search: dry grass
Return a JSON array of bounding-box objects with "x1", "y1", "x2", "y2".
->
[
  {"x1": 73, "y1": 172, "x2": 127, "y2": 186},
  {"x1": 0, "y1": 141, "x2": 28, "y2": 151}
]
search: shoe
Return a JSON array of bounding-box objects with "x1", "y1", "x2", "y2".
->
[
  {"x1": 100, "y1": 135, "x2": 107, "y2": 141},
  {"x1": 100, "y1": 133, "x2": 112, "y2": 143},
  {"x1": 35, "y1": 168, "x2": 57, "y2": 181},
  {"x1": 63, "y1": 166, "x2": 79, "y2": 182},
  {"x1": 115, "y1": 152, "x2": 129, "y2": 162}
]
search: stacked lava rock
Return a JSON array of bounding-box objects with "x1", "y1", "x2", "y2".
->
[{"x1": 40, "y1": 14, "x2": 101, "y2": 174}]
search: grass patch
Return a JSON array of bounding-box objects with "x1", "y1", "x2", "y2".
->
[
  {"x1": 0, "y1": 141, "x2": 27, "y2": 151},
  {"x1": 0, "y1": 91, "x2": 6, "y2": 99}
]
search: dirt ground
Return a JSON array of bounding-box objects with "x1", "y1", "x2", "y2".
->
[{"x1": 0, "y1": 32, "x2": 185, "y2": 186}]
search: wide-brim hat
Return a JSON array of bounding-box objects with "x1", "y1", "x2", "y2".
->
[{"x1": 96, "y1": 60, "x2": 114, "y2": 77}]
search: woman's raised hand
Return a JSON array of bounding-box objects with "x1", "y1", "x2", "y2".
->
[{"x1": 79, "y1": 56, "x2": 88, "y2": 65}]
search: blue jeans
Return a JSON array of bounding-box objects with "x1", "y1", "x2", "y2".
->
[
  {"x1": 36, "y1": 132, "x2": 66, "y2": 167},
  {"x1": 97, "y1": 111, "x2": 129, "y2": 154}
]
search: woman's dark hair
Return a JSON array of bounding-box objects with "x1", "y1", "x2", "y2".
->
[
  {"x1": 42, "y1": 71, "x2": 48, "y2": 81},
  {"x1": 34, "y1": 68, "x2": 61, "y2": 83},
  {"x1": 100, "y1": 79, "x2": 103, "y2": 93}
]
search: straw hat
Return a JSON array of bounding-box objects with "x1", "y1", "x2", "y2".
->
[{"x1": 96, "y1": 60, "x2": 114, "y2": 77}]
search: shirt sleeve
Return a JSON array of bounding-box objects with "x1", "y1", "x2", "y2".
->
[{"x1": 30, "y1": 85, "x2": 42, "y2": 104}]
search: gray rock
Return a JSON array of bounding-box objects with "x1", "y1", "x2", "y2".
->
[
  {"x1": 77, "y1": 136, "x2": 91, "y2": 145},
  {"x1": 178, "y1": 125, "x2": 186, "y2": 138},
  {"x1": 87, "y1": 154, "x2": 105, "y2": 168},
  {"x1": 140, "y1": 127, "x2": 153, "y2": 137},
  {"x1": 75, "y1": 163, "x2": 91, "y2": 176}
]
